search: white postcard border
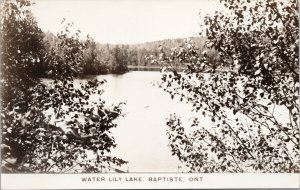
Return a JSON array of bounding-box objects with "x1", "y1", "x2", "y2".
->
[{"x1": 1, "y1": 173, "x2": 299, "y2": 189}]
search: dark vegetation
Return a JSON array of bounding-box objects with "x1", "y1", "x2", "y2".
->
[
  {"x1": 43, "y1": 32, "x2": 210, "y2": 75},
  {"x1": 2, "y1": 0, "x2": 298, "y2": 174},
  {"x1": 154, "y1": 0, "x2": 300, "y2": 172},
  {"x1": 1, "y1": 0, "x2": 127, "y2": 173},
  {"x1": 0, "y1": 0, "x2": 212, "y2": 173}
]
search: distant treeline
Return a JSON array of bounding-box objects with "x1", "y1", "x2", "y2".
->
[{"x1": 42, "y1": 32, "x2": 211, "y2": 75}]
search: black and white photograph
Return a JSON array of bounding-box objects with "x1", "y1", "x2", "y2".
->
[{"x1": 0, "y1": 0, "x2": 299, "y2": 189}]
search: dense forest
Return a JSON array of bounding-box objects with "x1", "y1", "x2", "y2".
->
[
  {"x1": 43, "y1": 31, "x2": 210, "y2": 75},
  {"x1": 2, "y1": 0, "x2": 298, "y2": 175},
  {"x1": 1, "y1": 0, "x2": 128, "y2": 173}
]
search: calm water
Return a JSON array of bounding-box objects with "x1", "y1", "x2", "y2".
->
[
  {"x1": 48, "y1": 71, "x2": 290, "y2": 172},
  {"x1": 79, "y1": 71, "x2": 290, "y2": 172},
  {"x1": 82, "y1": 71, "x2": 194, "y2": 172}
]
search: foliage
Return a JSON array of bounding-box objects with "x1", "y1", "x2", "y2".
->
[
  {"x1": 1, "y1": 0, "x2": 127, "y2": 173},
  {"x1": 43, "y1": 33, "x2": 131, "y2": 75},
  {"x1": 156, "y1": 0, "x2": 299, "y2": 172},
  {"x1": 44, "y1": 33, "x2": 211, "y2": 74},
  {"x1": 129, "y1": 37, "x2": 209, "y2": 68},
  {"x1": 0, "y1": 0, "x2": 45, "y2": 111},
  {"x1": 82, "y1": 37, "x2": 109, "y2": 74},
  {"x1": 111, "y1": 45, "x2": 129, "y2": 74}
]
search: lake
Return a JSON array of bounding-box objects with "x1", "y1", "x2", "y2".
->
[
  {"x1": 49, "y1": 71, "x2": 290, "y2": 173},
  {"x1": 79, "y1": 71, "x2": 195, "y2": 172}
]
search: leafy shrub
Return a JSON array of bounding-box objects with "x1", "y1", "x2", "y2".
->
[
  {"x1": 156, "y1": 0, "x2": 299, "y2": 172},
  {"x1": 1, "y1": 0, "x2": 127, "y2": 173}
]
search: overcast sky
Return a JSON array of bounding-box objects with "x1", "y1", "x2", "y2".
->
[{"x1": 31, "y1": 0, "x2": 223, "y2": 44}]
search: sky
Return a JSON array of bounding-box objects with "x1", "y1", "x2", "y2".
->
[{"x1": 31, "y1": 0, "x2": 224, "y2": 44}]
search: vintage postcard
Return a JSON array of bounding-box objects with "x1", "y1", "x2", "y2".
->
[{"x1": 0, "y1": 0, "x2": 299, "y2": 189}]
